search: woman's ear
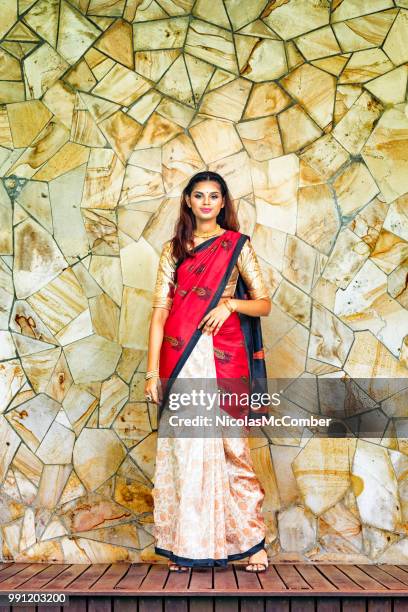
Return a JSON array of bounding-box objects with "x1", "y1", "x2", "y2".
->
[{"x1": 186, "y1": 195, "x2": 191, "y2": 208}]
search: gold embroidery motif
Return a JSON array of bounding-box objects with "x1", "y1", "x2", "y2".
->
[
  {"x1": 213, "y1": 347, "x2": 232, "y2": 363},
  {"x1": 192, "y1": 286, "x2": 212, "y2": 300},
  {"x1": 164, "y1": 335, "x2": 185, "y2": 349}
]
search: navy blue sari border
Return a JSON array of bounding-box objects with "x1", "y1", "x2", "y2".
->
[{"x1": 154, "y1": 537, "x2": 265, "y2": 568}]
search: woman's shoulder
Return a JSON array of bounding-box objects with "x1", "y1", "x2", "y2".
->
[{"x1": 160, "y1": 239, "x2": 177, "y2": 265}]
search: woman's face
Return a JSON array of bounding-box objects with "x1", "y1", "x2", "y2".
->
[{"x1": 186, "y1": 180, "x2": 224, "y2": 222}]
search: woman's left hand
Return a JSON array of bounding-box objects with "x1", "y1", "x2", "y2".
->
[{"x1": 198, "y1": 302, "x2": 232, "y2": 336}]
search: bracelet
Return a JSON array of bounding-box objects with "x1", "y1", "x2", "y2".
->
[
  {"x1": 145, "y1": 370, "x2": 159, "y2": 380},
  {"x1": 224, "y1": 299, "x2": 236, "y2": 313}
]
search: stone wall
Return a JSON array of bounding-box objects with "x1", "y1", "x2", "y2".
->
[{"x1": 1, "y1": 0, "x2": 408, "y2": 563}]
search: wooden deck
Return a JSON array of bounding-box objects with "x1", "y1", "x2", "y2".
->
[{"x1": 0, "y1": 562, "x2": 407, "y2": 610}]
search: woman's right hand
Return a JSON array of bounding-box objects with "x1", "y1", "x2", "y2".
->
[{"x1": 144, "y1": 376, "x2": 162, "y2": 404}]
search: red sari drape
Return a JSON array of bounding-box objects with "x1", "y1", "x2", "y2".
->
[{"x1": 159, "y1": 230, "x2": 251, "y2": 419}]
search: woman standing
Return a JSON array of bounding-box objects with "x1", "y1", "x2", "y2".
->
[{"x1": 144, "y1": 171, "x2": 271, "y2": 572}]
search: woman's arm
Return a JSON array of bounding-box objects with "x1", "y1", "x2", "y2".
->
[
  {"x1": 227, "y1": 296, "x2": 271, "y2": 317},
  {"x1": 145, "y1": 307, "x2": 169, "y2": 403}
]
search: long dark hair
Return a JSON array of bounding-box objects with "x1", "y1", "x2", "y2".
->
[{"x1": 171, "y1": 171, "x2": 240, "y2": 262}]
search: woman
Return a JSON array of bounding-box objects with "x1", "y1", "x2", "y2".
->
[{"x1": 144, "y1": 171, "x2": 271, "y2": 572}]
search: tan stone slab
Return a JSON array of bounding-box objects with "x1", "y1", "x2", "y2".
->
[
  {"x1": 33, "y1": 142, "x2": 89, "y2": 182},
  {"x1": 244, "y1": 81, "x2": 291, "y2": 119},
  {"x1": 241, "y1": 38, "x2": 287, "y2": 82},
  {"x1": 293, "y1": 438, "x2": 354, "y2": 515},
  {"x1": 0, "y1": 49, "x2": 22, "y2": 80},
  {"x1": 264, "y1": 0, "x2": 330, "y2": 40},
  {"x1": 156, "y1": 54, "x2": 194, "y2": 106},
  {"x1": 295, "y1": 25, "x2": 341, "y2": 60},
  {"x1": 185, "y1": 18, "x2": 237, "y2": 73},
  {"x1": 339, "y1": 48, "x2": 393, "y2": 83},
  {"x1": 92, "y1": 64, "x2": 150, "y2": 106},
  {"x1": 119, "y1": 286, "x2": 153, "y2": 350},
  {"x1": 162, "y1": 132, "x2": 203, "y2": 193},
  {"x1": 311, "y1": 54, "x2": 350, "y2": 76},
  {"x1": 279, "y1": 105, "x2": 322, "y2": 154},
  {"x1": 365, "y1": 65, "x2": 408, "y2": 104},
  {"x1": 333, "y1": 160, "x2": 379, "y2": 217},
  {"x1": 135, "y1": 49, "x2": 180, "y2": 81},
  {"x1": 57, "y1": 0, "x2": 99, "y2": 65},
  {"x1": 281, "y1": 63, "x2": 336, "y2": 129},
  {"x1": 383, "y1": 8, "x2": 408, "y2": 66},
  {"x1": 23, "y1": 0, "x2": 59, "y2": 47},
  {"x1": 370, "y1": 228, "x2": 408, "y2": 274},
  {"x1": 334, "y1": 83, "x2": 363, "y2": 124},
  {"x1": 133, "y1": 16, "x2": 188, "y2": 50},
  {"x1": 99, "y1": 110, "x2": 142, "y2": 163},
  {"x1": 301, "y1": 133, "x2": 349, "y2": 180},
  {"x1": 283, "y1": 235, "x2": 318, "y2": 293},
  {"x1": 134, "y1": 112, "x2": 182, "y2": 149},
  {"x1": 323, "y1": 228, "x2": 370, "y2": 289},
  {"x1": 190, "y1": 117, "x2": 242, "y2": 163},
  {"x1": 297, "y1": 183, "x2": 340, "y2": 255},
  {"x1": 42, "y1": 81, "x2": 76, "y2": 131},
  {"x1": 129, "y1": 431, "x2": 157, "y2": 480},
  {"x1": 156, "y1": 97, "x2": 195, "y2": 128},
  {"x1": 252, "y1": 154, "x2": 298, "y2": 234},
  {"x1": 193, "y1": 0, "x2": 229, "y2": 28},
  {"x1": 81, "y1": 148, "x2": 125, "y2": 209},
  {"x1": 333, "y1": 91, "x2": 383, "y2": 155},
  {"x1": 209, "y1": 150, "x2": 252, "y2": 200},
  {"x1": 333, "y1": 9, "x2": 397, "y2": 52},
  {"x1": 265, "y1": 322, "x2": 308, "y2": 379},
  {"x1": 95, "y1": 18, "x2": 133, "y2": 68},
  {"x1": 200, "y1": 78, "x2": 251, "y2": 122},
  {"x1": 24, "y1": 43, "x2": 69, "y2": 98},
  {"x1": 251, "y1": 223, "x2": 286, "y2": 271},
  {"x1": 127, "y1": 90, "x2": 162, "y2": 124},
  {"x1": 332, "y1": 0, "x2": 394, "y2": 22},
  {"x1": 85, "y1": 48, "x2": 115, "y2": 80},
  {"x1": 64, "y1": 58, "x2": 97, "y2": 91},
  {"x1": 362, "y1": 105, "x2": 408, "y2": 203},
  {"x1": 309, "y1": 302, "x2": 354, "y2": 367},
  {"x1": 88, "y1": 0, "x2": 126, "y2": 15},
  {"x1": 273, "y1": 279, "x2": 311, "y2": 327},
  {"x1": 237, "y1": 116, "x2": 282, "y2": 161}
]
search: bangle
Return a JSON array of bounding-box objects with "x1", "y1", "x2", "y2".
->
[
  {"x1": 225, "y1": 299, "x2": 236, "y2": 313},
  {"x1": 145, "y1": 370, "x2": 159, "y2": 380}
]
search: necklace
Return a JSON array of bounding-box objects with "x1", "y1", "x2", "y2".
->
[{"x1": 193, "y1": 224, "x2": 222, "y2": 239}]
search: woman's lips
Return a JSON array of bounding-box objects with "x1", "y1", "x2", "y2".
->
[{"x1": 200, "y1": 208, "x2": 212, "y2": 212}]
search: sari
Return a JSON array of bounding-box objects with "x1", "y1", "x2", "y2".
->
[{"x1": 152, "y1": 230, "x2": 268, "y2": 567}]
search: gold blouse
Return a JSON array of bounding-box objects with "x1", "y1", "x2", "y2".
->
[{"x1": 152, "y1": 238, "x2": 270, "y2": 310}]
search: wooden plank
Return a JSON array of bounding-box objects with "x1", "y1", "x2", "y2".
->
[
  {"x1": 37, "y1": 606, "x2": 61, "y2": 612},
  {"x1": 42, "y1": 565, "x2": 90, "y2": 590},
  {"x1": 60, "y1": 597, "x2": 86, "y2": 612},
  {"x1": 291, "y1": 598, "x2": 315, "y2": 612},
  {"x1": 115, "y1": 563, "x2": 150, "y2": 590},
  {"x1": 88, "y1": 596, "x2": 111, "y2": 612},
  {"x1": 341, "y1": 599, "x2": 367, "y2": 612},
  {"x1": 138, "y1": 564, "x2": 168, "y2": 592},
  {"x1": 90, "y1": 563, "x2": 130, "y2": 591},
  {"x1": 164, "y1": 598, "x2": 188, "y2": 611},
  {"x1": 317, "y1": 565, "x2": 362, "y2": 592},
  {"x1": 317, "y1": 599, "x2": 341, "y2": 612},
  {"x1": 113, "y1": 597, "x2": 137, "y2": 612},
  {"x1": 274, "y1": 565, "x2": 311, "y2": 590},
  {"x1": 265, "y1": 599, "x2": 289, "y2": 612},
  {"x1": 214, "y1": 597, "x2": 238, "y2": 611},
  {"x1": 295, "y1": 564, "x2": 337, "y2": 592},
  {"x1": 356, "y1": 564, "x2": 408, "y2": 590},
  {"x1": 379, "y1": 565, "x2": 408, "y2": 586},
  {"x1": 394, "y1": 598, "x2": 408, "y2": 612},
  {"x1": 0, "y1": 564, "x2": 51, "y2": 590},
  {"x1": 241, "y1": 598, "x2": 264, "y2": 612},
  {"x1": 258, "y1": 566, "x2": 287, "y2": 592},
  {"x1": 0, "y1": 564, "x2": 13, "y2": 573},
  {"x1": 0, "y1": 564, "x2": 31, "y2": 585},
  {"x1": 234, "y1": 564, "x2": 261, "y2": 591},
  {"x1": 15, "y1": 565, "x2": 69, "y2": 590},
  {"x1": 339, "y1": 565, "x2": 387, "y2": 591},
  {"x1": 190, "y1": 598, "x2": 214, "y2": 612},
  {"x1": 213, "y1": 566, "x2": 237, "y2": 592},
  {"x1": 139, "y1": 597, "x2": 163, "y2": 612},
  {"x1": 367, "y1": 600, "x2": 392, "y2": 612},
  {"x1": 189, "y1": 567, "x2": 213, "y2": 592},
  {"x1": 66, "y1": 564, "x2": 110, "y2": 591},
  {"x1": 164, "y1": 566, "x2": 191, "y2": 593}
]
